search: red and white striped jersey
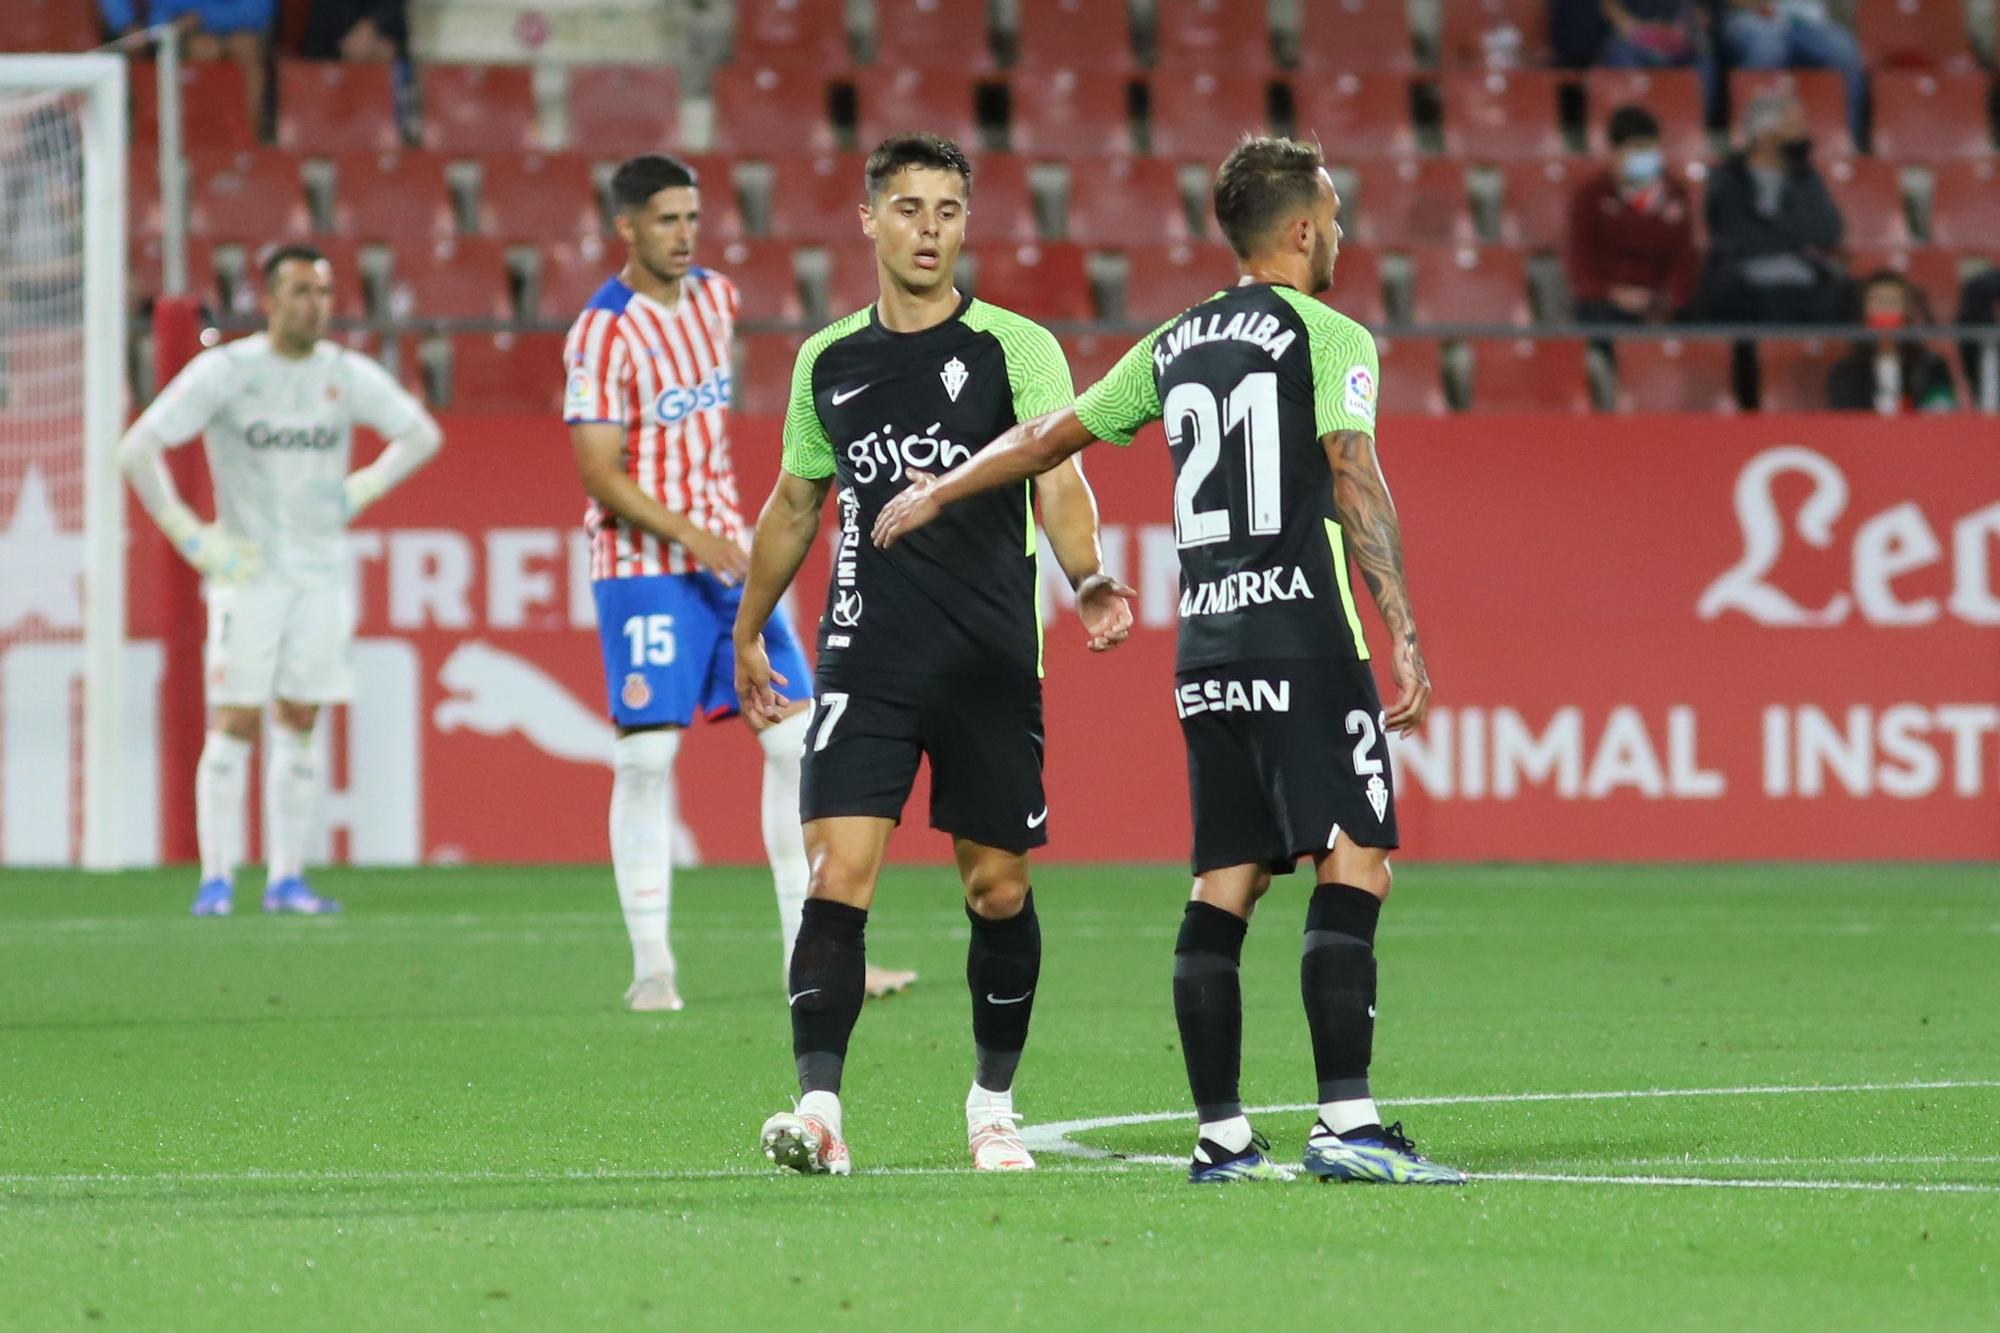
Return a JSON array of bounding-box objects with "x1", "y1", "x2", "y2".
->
[{"x1": 561, "y1": 268, "x2": 747, "y2": 579}]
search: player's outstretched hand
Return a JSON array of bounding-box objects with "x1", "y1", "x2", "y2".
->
[
  {"x1": 1075, "y1": 572, "x2": 1137, "y2": 652},
  {"x1": 1383, "y1": 636, "x2": 1431, "y2": 734},
  {"x1": 179, "y1": 525, "x2": 262, "y2": 586},
  {"x1": 733, "y1": 633, "x2": 790, "y2": 727},
  {"x1": 688, "y1": 531, "x2": 751, "y2": 587},
  {"x1": 871, "y1": 471, "x2": 941, "y2": 550}
]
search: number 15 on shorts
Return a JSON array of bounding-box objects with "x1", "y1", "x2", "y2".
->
[{"x1": 622, "y1": 613, "x2": 676, "y2": 666}]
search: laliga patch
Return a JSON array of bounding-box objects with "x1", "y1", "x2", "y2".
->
[
  {"x1": 565, "y1": 368, "x2": 595, "y2": 412},
  {"x1": 1344, "y1": 365, "x2": 1377, "y2": 425},
  {"x1": 621, "y1": 672, "x2": 652, "y2": 710}
]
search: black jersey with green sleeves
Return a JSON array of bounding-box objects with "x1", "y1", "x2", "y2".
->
[
  {"x1": 1073, "y1": 282, "x2": 1382, "y2": 673},
  {"x1": 781, "y1": 295, "x2": 1074, "y2": 683}
]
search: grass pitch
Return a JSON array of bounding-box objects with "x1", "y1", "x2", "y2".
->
[{"x1": 1, "y1": 863, "x2": 1996, "y2": 1330}]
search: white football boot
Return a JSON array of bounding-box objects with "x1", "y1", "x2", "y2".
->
[
  {"x1": 863, "y1": 964, "x2": 918, "y2": 999},
  {"x1": 624, "y1": 971, "x2": 683, "y2": 1012},
  {"x1": 761, "y1": 1097, "x2": 851, "y2": 1176},
  {"x1": 967, "y1": 1089, "x2": 1035, "y2": 1171}
]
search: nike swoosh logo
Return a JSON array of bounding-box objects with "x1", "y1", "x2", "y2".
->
[
  {"x1": 829, "y1": 383, "x2": 873, "y2": 405},
  {"x1": 788, "y1": 988, "x2": 821, "y2": 1006},
  {"x1": 1367, "y1": 1004, "x2": 1377, "y2": 1018},
  {"x1": 1026, "y1": 807, "x2": 1049, "y2": 828},
  {"x1": 985, "y1": 990, "x2": 1034, "y2": 1006}
]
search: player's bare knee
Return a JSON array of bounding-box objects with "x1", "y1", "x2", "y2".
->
[
  {"x1": 212, "y1": 708, "x2": 260, "y2": 742},
  {"x1": 963, "y1": 866, "x2": 1030, "y2": 920},
  {"x1": 273, "y1": 700, "x2": 318, "y2": 733}
]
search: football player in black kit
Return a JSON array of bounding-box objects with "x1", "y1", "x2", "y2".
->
[
  {"x1": 734, "y1": 134, "x2": 1135, "y2": 1176},
  {"x1": 876, "y1": 136, "x2": 1466, "y2": 1186}
]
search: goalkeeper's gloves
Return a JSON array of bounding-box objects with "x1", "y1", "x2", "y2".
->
[
  {"x1": 159, "y1": 505, "x2": 261, "y2": 585},
  {"x1": 343, "y1": 469, "x2": 388, "y2": 521}
]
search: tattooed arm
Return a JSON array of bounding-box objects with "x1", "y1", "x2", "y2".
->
[{"x1": 1324, "y1": 429, "x2": 1431, "y2": 733}]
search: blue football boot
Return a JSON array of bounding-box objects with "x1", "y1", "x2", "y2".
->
[
  {"x1": 1303, "y1": 1119, "x2": 1467, "y2": 1185},
  {"x1": 190, "y1": 878, "x2": 233, "y2": 917},
  {"x1": 262, "y1": 876, "x2": 342, "y2": 915},
  {"x1": 1189, "y1": 1130, "x2": 1295, "y2": 1184}
]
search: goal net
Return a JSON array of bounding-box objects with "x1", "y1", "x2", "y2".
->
[{"x1": 0, "y1": 56, "x2": 127, "y2": 868}]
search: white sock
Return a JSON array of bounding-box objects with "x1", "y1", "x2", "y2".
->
[
  {"x1": 799, "y1": 1089, "x2": 842, "y2": 1134},
  {"x1": 1199, "y1": 1115, "x2": 1253, "y2": 1154},
  {"x1": 967, "y1": 1083, "x2": 1015, "y2": 1122},
  {"x1": 757, "y1": 710, "x2": 811, "y2": 973},
  {"x1": 263, "y1": 725, "x2": 319, "y2": 884},
  {"x1": 1319, "y1": 1097, "x2": 1381, "y2": 1136},
  {"x1": 610, "y1": 729, "x2": 679, "y2": 984},
  {"x1": 195, "y1": 731, "x2": 251, "y2": 886}
]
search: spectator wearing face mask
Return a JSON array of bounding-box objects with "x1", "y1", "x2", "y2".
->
[
  {"x1": 1567, "y1": 106, "x2": 1698, "y2": 324},
  {"x1": 1826, "y1": 271, "x2": 1957, "y2": 413},
  {"x1": 1699, "y1": 92, "x2": 1848, "y2": 324},
  {"x1": 1720, "y1": 2, "x2": 1866, "y2": 146}
]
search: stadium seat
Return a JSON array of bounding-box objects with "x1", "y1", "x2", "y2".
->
[
  {"x1": 711, "y1": 63, "x2": 838, "y2": 156},
  {"x1": 973, "y1": 243, "x2": 1093, "y2": 322},
  {"x1": 1494, "y1": 159, "x2": 1581, "y2": 250},
  {"x1": 3, "y1": 0, "x2": 99, "y2": 51},
  {"x1": 1347, "y1": 160, "x2": 1475, "y2": 248},
  {"x1": 1014, "y1": 0, "x2": 1136, "y2": 72},
  {"x1": 1584, "y1": 69, "x2": 1708, "y2": 164},
  {"x1": 1152, "y1": 0, "x2": 1274, "y2": 72},
  {"x1": 386, "y1": 236, "x2": 514, "y2": 322},
  {"x1": 131, "y1": 61, "x2": 256, "y2": 154},
  {"x1": 1293, "y1": 74, "x2": 1418, "y2": 162},
  {"x1": 764, "y1": 153, "x2": 869, "y2": 243},
  {"x1": 821, "y1": 247, "x2": 886, "y2": 318},
  {"x1": 1870, "y1": 73, "x2": 1996, "y2": 162},
  {"x1": 448, "y1": 332, "x2": 569, "y2": 413},
  {"x1": 1615, "y1": 338, "x2": 1736, "y2": 413},
  {"x1": 1297, "y1": 0, "x2": 1418, "y2": 74},
  {"x1": 1120, "y1": 242, "x2": 1238, "y2": 323},
  {"x1": 1846, "y1": 246, "x2": 1965, "y2": 318},
  {"x1": 733, "y1": 0, "x2": 852, "y2": 67},
  {"x1": 1437, "y1": 0, "x2": 1554, "y2": 68},
  {"x1": 1440, "y1": 71, "x2": 1568, "y2": 162},
  {"x1": 713, "y1": 240, "x2": 804, "y2": 325},
  {"x1": 563, "y1": 66, "x2": 681, "y2": 156},
  {"x1": 330, "y1": 150, "x2": 457, "y2": 242},
  {"x1": 735, "y1": 331, "x2": 807, "y2": 417},
  {"x1": 1375, "y1": 336, "x2": 1448, "y2": 415},
  {"x1": 1325, "y1": 248, "x2": 1388, "y2": 327},
  {"x1": 185, "y1": 150, "x2": 313, "y2": 242},
  {"x1": 854, "y1": 67, "x2": 982, "y2": 153},
  {"x1": 276, "y1": 60, "x2": 403, "y2": 154},
  {"x1": 1407, "y1": 246, "x2": 1533, "y2": 327},
  {"x1": 966, "y1": 153, "x2": 1040, "y2": 244},
  {"x1": 535, "y1": 238, "x2": 617, "y2": 320},
  {"x1": 1821, "y1": 158, "x2": 1911, "y2": 249},
  {"x1": 1065, "y1": 157, "x2": 1190, "y2": 246},
  {"x1": 1854, "y1": 0, "x2": 1978, "y2": 72},
  {"x1": 1925, "y1": 161, "x2": 2000, "y2": 250},
  {"x1": 475, "y1": 153, "x2": 603, "y2": 244},
  {"x1": 1008, "y1": 67, "x2": 1137, "y2": 158},
  {"x1": 418, "y1": 65, "x2": 542, "y2": 154},
  {"x1": 1148, "y1": 67, "x2": 1272, "y2": 161},
  {"x1": 129, "y1": 234, "x2": 224, "y2": 312},
  {"x1": 871, "y1": 0, "x2": 999, "y2": 72},
  {"x1": 1756, "y1": 338, "x2": 1843, "y2": 411},
  {"x1": 1727, "y1": 70, "x2": 1853, "y2": 161},
  {"x1": 1466, "y1": 338, "x2": 1592, "y2": 413},
  {"x1": 1058, "y1": 332, "x2": 1132, "y2": 390}
]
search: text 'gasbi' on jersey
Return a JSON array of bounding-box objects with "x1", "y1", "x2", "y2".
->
[
  {"x1": 843, "y1": 422, "x2": 970, "y2": 485},
  {"x1": 1152, "y1": 310, "x2": 1298, "y2": 374}
]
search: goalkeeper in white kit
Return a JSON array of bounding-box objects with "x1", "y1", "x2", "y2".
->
[{"x1": 120, "y1": 245, "x2": 442, "y2": 915}]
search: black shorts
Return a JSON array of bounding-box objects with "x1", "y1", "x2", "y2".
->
[
  {"x1": 1176, "y1": 656, "x2": 1399, "y2": 875},
  {"x1": 800, "y1": 671, "x2": 1048, "y2": 852}
]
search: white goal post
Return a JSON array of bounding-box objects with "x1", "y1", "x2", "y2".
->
[{"x1": 0, "y1": 55, "x2": 127, "y2": 868}]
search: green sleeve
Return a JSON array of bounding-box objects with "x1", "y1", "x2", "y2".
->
[
  {"x1": 963, "y1": 301, "x2": 1074, "y2": 421},
  {"x1": 780, "y1": 308, "x2": 870, "y2": 479},
  {"x1": 1073, "y1": 327, "x2": 1167, "y2": 446}
]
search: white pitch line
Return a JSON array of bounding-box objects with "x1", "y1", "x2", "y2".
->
[
  {"x1": 0, "y1": 1162, "x2": 1149, "y2": 1188},
  {"x1": 1477, "y1": 1172, "x2": 2000, "y2": 1195}
]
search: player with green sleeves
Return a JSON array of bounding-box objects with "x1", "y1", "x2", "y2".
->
[
  {"x1": 733, "y1": 133, "x2": 1136, "y2": 1177},
  {"x1": 874, "y1": 135, "x2": 1466, "y2": 1186}
]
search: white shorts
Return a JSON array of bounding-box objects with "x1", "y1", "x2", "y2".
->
[{"x1": 204, "y1": 579, "x2": 355, "y2": 707}]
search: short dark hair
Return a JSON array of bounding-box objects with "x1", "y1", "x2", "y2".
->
[
  {"x1": 262, "y1": 243, "x2": 327, "y2": 287},
  {"x1": 610, "y1": 154, "x2": 699, "y2": 211},
  {"x1": 1211, "y1": 135, "x2": 1326, "y2": 259},
  {"x1": 863, "y1": 132, "x2": 973, "y2": 201},
  {"x1": 1607, "y1": 105, "x2": 1661, "y2": 148}
]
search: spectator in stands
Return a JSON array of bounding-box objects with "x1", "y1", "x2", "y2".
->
[
  {"x1": 1553, "y1": 0, "x2": 1614, "y2": 67},
  {"x1": 99, "y1": 0, "x2": 270, "y2": 130},
  {"x1": 1827, "y1": 271, "x2": 1957, "y2": 413},
  {"x1": 1955, "y1": 264, "x2": 2000, "y2": 408},
  {"x1": 1720, "y1": 2, "x2": 1866, "y2": 146},
  {"x1": 1598, "y1": 1, "x2": 1716, "y2": 111},
  {"x1": 301, "y1": 0, "x2": 408, "y2": 62},
  {"x1": 1567, "y1": 105, "x2": 1699, "y2": 324},
  {"x1": 1699, "y1": 92, "x2": 1848, "y2": 323}
]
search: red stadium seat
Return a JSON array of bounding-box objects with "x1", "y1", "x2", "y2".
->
[
  {"x1": 1467, "y1": 338, "x2": 1592, "y2": 413},
  {"x1": 1821, "y1": 157, "x2": 1911, "y2": 249},
  {"x1": 1058, "y1": 332, "x2": 1133, "y2": 390},
  {"x1": 822, "y1": 247, "x2": 885, "y2": 318},
  {"x1": 711, "y1": 63, "x2": 838, "y2": 156},
  {"x1": 129, "y1": 235, "x2": 224, "y2": 312},
  {"x1": 1846, "y1": 246, "x2": 1966, "y2": 319},
  {"x1": 968, "y1": 153, "x2": 1040, "y2": 244},
  {"x1": 1854, "y1": 0, "x2": 1978, "y2": 72},
  {"x1": 564, "y1": 66, "x2": 681, "y2": 156},
  {"x1": 872, "y1": 0, "x2": 998, "y2": 72},
  {"x1": 733, "y1": 0, "x2": 852, "y2": 67},
  {"x1": 1121, "y1": 242, "x2": 1238, "y2": 323},
  {"x1": 854, "y1": 67, "x2": 981, "y2": 153},
  {"x1": 1297, "y1": 0, "x2": 1417, "y2": 75},
  {"x1": 1441, "y1": 71, "x2": 1568, "y2": 162},
  {"x1": 185, "y1": 150, "x2": 313, "y2": 242},
  {"x1": 386, "y1": 236, "x2": 514, "y2": 321},
  {"x1": 1325, "y1": 248, "x2": 1388, "y2": 327},
  {"x1": 1756, "y1": 338, "x2": 1843, "y2": 411},
  {"x1": 765, "y1": 153, "x2": 870, "y2": 243},
  {"x1": 1615, "y1": 338, "x2": 1736, "y2": 413},
  {"x1": 132, "y1": 61, "x2": 256, "y2": 154},
  {"x1": 1066, "y1": 157, "x2": 1190, "y2": 246},
  {"x1": 713, "y1": 239, "x2": 803, "y2": 325},
  {"x1": 475, "y1": 153, "x2": 603, "y2": 243},
  {"x1": 1147, "y1": 66, "x2": 1272, "y2": 161},
  {"x1": 330, "y1": 150, "x2": 457, "y2": 242},
  {"x1": 1294, "y1": 74, "x2": 1418, "y2": 162},
  {"x1": 3, "y1": 0, "x2": 99, "y2": 51},
  {"x1": 1870, "y1": 73, "x2": 1996, "y2": 162},
  {"x1": 277, "y1": 60, "x2": 403, "y2": 154},
  {"x1": 973, "y1": 242, "x2": 1093, "y2": 322},
  {"x1": 419, "y1": 65, "x2": 543, "y2": 154},
  {"x1": 1407, "y1": 246, "x2": 1533, "y2": 327},
  {"x1": 735, "y1": 331, "x2": 807, "y2": 417},
  {"x1": 1347, "y1": 160, "x2": 1475, "y2": 248},
  {"x1": 1437, "y1": 0, "x2": 1554, "y2": 69},
  {"x1": 1152, "y1": 0, "x2": 1274, "y2": 72},
  {"x1": 448, "y1": 332, "x2": 569, "y2": 413},
  {"x1": 1494, "y1": 158, "x2": 1581, "y2": 250},
  {"x1": 1925, "y1": 161, "x2": 2000, "y2": 250},
  {"x1": 1008, "y1": 67, "x2": 1136, "y2": 158},
  {"x1": 1375, "y1": 336, "x2": 1448, "y2": 415},
  {"x1": 1728, "y1": 70, "x2": 1852, "y2": 161},
  {"x1": 536, "y1": 238, "x2": 617, "y2": 320},
  {"x1": 1015, "y1": 0, "x2": 1136, "y2": 73},
  {"x1": 1584, "y1": 69, "x2": 1708, "y2": 164}
]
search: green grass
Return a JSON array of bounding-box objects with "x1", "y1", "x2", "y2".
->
[{"x1": 2, "y1": 864, "x2": 1997, "y2": 1330}]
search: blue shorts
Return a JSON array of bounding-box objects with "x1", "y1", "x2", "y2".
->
[
  {"x1": 151, "y1": 0, "x2": 276, "y2": 34},
  {"x1": 593, "y1": 573, "x2": 813, "y2": 728}
]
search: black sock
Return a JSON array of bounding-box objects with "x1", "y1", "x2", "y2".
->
[
  {"x1": 789, "y1": 898, "x2": 868, "y2": 1095},
  {"x1": 1301, "y1": 882, "x2": 1382, "y2": 1107},
  {"x1": 1174, "y1": 900, "x2": 1249, "y2": 1123},
  {"x1": 966, "y1": 890, "x2": 1041, "y2": 1093}
]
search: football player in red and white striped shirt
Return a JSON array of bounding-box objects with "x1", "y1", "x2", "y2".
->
[{"x1": 564, "y1": 155, "x2": 917, "y2": 1012}]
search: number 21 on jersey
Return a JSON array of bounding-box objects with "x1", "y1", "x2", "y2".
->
[{"x1": 1168, "y1": 371, "x2": 1281, "y2": 549}]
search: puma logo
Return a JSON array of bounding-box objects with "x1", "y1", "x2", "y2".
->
[{"x1": 436, "y1": 642, "x2": 615, "y2": 763}]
